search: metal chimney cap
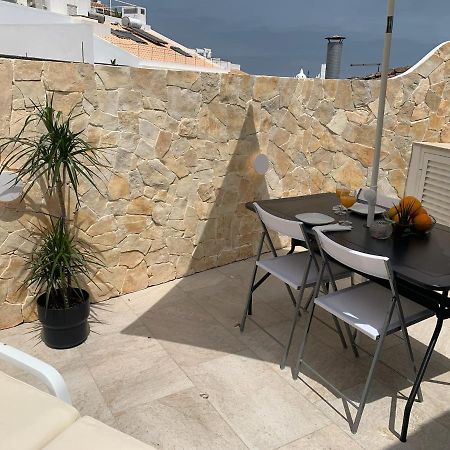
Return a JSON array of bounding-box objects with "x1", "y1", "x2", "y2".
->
[{"x1": 325, "y1": 35, "x2": 346, "y2": 42}]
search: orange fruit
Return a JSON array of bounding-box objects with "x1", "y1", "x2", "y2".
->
[
  {"x1": 387, "y1": 206, "x2": 399, "y2": 219},
  {"x1": 400, "y1": 196, "x2": 421, "y2": 215},
  {"x1": 391, "y1": 213, "x2": 400, "y2": 223},
  {"x1": 413, "y1": 213, "x2": 433, "y2": 232},
  {"x1": 412, "y1": 206, "x2": 427, "y2": 217}
]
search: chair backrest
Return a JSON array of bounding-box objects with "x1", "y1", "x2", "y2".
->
[
  {"x1": 254, "y1": 203, "x2": 305, "y2": 241},
  {"x1": 314, "y1": 227, "x2": 390, "y2": 280},
  {"x1": 358, "y1": 187, "x2": 399, "y2": 209}
]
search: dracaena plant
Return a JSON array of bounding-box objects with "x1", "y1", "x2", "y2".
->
[{"x1": 0, "y1": 96, "x2": 106, "y2": 309}]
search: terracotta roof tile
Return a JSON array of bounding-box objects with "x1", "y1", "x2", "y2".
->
[{"x1": 103, "y1": 24, "x2": 217, "y2": 68}]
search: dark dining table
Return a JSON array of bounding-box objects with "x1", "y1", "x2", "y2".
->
[{"x1": 246, "y1": 192, "x2": 450, "y2": 442}]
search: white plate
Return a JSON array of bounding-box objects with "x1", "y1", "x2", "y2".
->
[
  {"x1": 295, "y1": 213, "x2": 335, "y2": 225},
  {"x1": 349, "y1": 202, "x2": 385, "y2": 215}
]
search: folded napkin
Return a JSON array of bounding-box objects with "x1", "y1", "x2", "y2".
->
[{"x1": 313, "y1": 224, "x2": 352, "y2": 233}]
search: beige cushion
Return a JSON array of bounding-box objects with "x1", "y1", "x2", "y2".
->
[
  {"x1": 0, "y1": 371, "x2": 80, "y2": 450},
  {"x1": 44, "y1": 416, "x2": 155, "y2": 449}
]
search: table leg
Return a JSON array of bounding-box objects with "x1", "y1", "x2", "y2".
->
[{"x1": 400, "y1": 314, "x2": 444, "y2": 442}]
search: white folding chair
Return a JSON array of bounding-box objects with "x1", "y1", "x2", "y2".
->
[
  {"x1": 292, "y1": 225, "x2": 434, "y2": 433},
  {"x1": 240, "y1": 203, "x2": 352, "y2": 367},
  {"x1": 357, "y1": 187, "x2": 399, "y2": 209}
]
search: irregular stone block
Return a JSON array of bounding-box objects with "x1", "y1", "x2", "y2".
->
[
  {"x1": 14, "y1": 59, "x2": 43, "y2": 81},
  {"x1": 327, "y1": 110, "x2": 348, "y2": 135},
  {"x1": 44, "y1": 61, "x2": 88, "y2": 92},
  {"x1": 96, "y1": 65, "x2": 130, "y2": 90},
  {"x1": 0, "y1": 59, "x2": 13, "y2": 134},
  {"x1": 108, "y1": 174, "x2": 130, "y2": 200},
  {"x1": 0, "y1": 302, "x2": 23, "y2": 329},
  {"x1": 167, "y1": 86, "x2": 201, "y2": 120},
  {"x1": 253, "y1": 76, "x2": 278, "y2": 102}
]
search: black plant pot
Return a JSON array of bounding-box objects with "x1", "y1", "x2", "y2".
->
[{"x1": 37, "y1": 288, "x2": 90, "y2": 349}]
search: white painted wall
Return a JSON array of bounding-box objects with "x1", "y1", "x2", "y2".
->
[
  {"x1": 46, "y1": 0, "x2": 90, "y2": 16},
  {"x1": 0, "y1": 1, "x2": 72, "y2": 23},
  {"x1": 0, "y1": 24, "x2": 94, "y2": 62},
  {"x1": 393, "y1": 41, "x2": 450, "y2": 79},
  {"x1": 0, "y1": 0, "x2": 230, "y2": 72},
  {"x1": 93, "y1": 37, "x2": 140, "y2": 66}
]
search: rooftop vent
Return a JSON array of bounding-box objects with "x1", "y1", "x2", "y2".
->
[{"x1": 325, "y1": 35, "x2": 346, "y2": 79}]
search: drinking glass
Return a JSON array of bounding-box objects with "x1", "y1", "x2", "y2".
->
[
  {"x1": 333, "y1": 184, "x2": 350, "y2": 214},
  {"x1": 340, "y1": 189, "x2": 357, "y2": 225}
]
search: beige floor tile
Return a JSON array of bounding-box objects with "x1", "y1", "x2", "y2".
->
[
  {"x1": 139, "y1": 300, "x2": 248, "y2": 369},
  {"x1": 312, "y1": 380, "x2": 450, "y2": 450},
  {"x1": 89, "y1": 296, "x2": 141, "y2": 335},
  {"x1": 0, "y1": 321, "x2": 38, "y2": 340},
  {"x1": 0, "y1": 328, "x2": 83, "y2": 373},
  {"x1": 217, "y1": 257, "x2": 256, "y2": 281},
  {"x1": 82, "y1": 335, "x2": 193, "y2": 414},
  {"x1": 123, "y1": 280, "x2": 188, "y2": 315},
  {"x1": 279, "y1": 424, "x2": 363, "y2": 449},
  {"x1": 114, "y1": 387, "x2": 248, "y2": 449},
  {"x1": 239, "y1": 318, "x2": 373, "y2": 405},
  {"x1": 195, "y1": 283, "x2": 290, "y2": 332},
  {"x1": 397, "y1": 368, "x2": 450, "y2": 433},
  {"x1": 176, "y1": 268, "x2": 233, "y2": 293},
  {"x1": 62, "y1": 363, "x2": 116, "y2": 426},
  {"x1": 1, "y1": 260, "x2": 449, "y2": 449},
  {"x1": 186, "y1": 350, "x2": 330, "y2": 449}
]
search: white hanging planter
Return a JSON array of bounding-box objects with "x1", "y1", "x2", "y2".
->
[{"x1": 0, "y1": 171, "x2": 23, "y2": 204}]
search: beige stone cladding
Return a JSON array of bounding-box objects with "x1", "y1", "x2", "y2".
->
[{"x1": 1, "y1": 42, "x2": 450, "y2": 328}]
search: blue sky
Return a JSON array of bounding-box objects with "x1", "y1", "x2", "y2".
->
[{"x1": 141, "y1": 1, "x2": 450, "y2": 77}]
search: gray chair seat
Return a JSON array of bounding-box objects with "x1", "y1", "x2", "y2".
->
[
  {"x1": 257, "y1": 252, "x2": 351, "y2": 290},
  {"x1": 315, "y1": 281, "x2": 434, "y2": 340}
]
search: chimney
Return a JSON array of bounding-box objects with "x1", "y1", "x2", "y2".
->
[{"x1": 325, "y1": 36, "x2": 346, "y2": 79}]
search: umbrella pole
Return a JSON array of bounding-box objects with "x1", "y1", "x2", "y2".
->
[{"x1": 367, "y1": 0, "x2": 395, "y2": 227}]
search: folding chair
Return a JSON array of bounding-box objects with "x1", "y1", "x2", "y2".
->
[
  {"x1": 357, "y1": 187, "x2": 399, "y2": 209},
  {"x1": 240, "y1": 203, "x2": 352, "y2": 366},
  {"x1": 292, "y1": 225, "x2": 434, "y2": 433}
]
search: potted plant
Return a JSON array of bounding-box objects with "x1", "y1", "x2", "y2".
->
[{"x1": 0, "y1": 97, "x2": 105, "y2": 349}]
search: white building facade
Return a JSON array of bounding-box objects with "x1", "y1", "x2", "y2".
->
[
  {"x1": 0, "y1": 0, "x2": 239, "y2": 72},
  {"x1": 5, "y1": 0, "x2": 90, "y2": 15}
]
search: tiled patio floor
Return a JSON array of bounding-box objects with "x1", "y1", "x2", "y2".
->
[{"x1": 1, "y1": 258, "x2": 450, "y2": 449}]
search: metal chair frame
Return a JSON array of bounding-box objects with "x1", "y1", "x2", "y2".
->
[
  {"x1": 292, "y1": 227, "x2": 425, "y2": 433},
  {"x1": 240, "y1": 204, "x2": 350, "y2": 366}
]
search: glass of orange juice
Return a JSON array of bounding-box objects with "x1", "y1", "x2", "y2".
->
[
  {"x1": 340, "y1": 189, "x2": 357, "y2": 225},
  {"x1": 333, "y1": 184, "x2": 350, "y2": 213}
]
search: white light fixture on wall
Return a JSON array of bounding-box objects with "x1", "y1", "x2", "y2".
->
[
  {"x1": 252, "y1": 154, "x2": 269, "y2": 174},
  {"x1": 0, "y1": 171, "x2": 23, "y2": 204}
]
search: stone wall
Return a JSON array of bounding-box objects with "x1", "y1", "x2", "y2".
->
[{"x1": 1, "y1": 42, "x2": 450, "y2": 329}]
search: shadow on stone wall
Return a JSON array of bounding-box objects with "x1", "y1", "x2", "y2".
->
[
  {"x1": 185, "y1": 103, "x2": 273, "y2": 274},
  {"x1": 119, "y1": 104, "x2": 449, "y2": 405},
  {"x1": 118, "y1": 103, "x2": 287, "y2": 353}
]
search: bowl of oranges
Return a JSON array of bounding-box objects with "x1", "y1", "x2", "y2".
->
[{"x1": 385, "y1": 196, "x2": 436, "y2": 236}]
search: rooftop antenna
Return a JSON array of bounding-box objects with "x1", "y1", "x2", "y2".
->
[{"x1": 350, "y1": 62, "x2": 382, "y2": 72}]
